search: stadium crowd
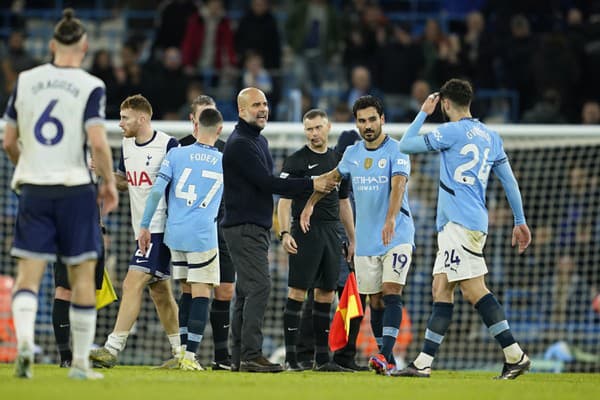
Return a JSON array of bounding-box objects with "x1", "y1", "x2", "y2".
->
[{"x1": 1, "y1": 0, "x2": 600, "y2": 123}]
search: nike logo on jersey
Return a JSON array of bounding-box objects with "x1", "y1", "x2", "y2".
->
[
  {"x1": 136, "y1": 258, "x2": 149, "y2": 263},
  {"x1": 308, "y1": 163, "x2": 319, "y2": 169},
  {"x1": 287, "y1": 327, "x2": 298, "y2": 331}
]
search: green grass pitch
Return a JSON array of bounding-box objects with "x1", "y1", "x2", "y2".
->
[{"x1": 1, "y1": 365, "x2": 598, "y2": 400}]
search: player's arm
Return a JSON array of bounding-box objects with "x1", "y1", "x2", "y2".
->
[
  {"x1": 399, "y1": 93, "x2": 440, "y2": 154},
  {"x1": 339, "y1": 197, "x2": 355, "y2": 262},
  {"x1": 138, "y1": 175, "x2": 169, "y2": 255},
  {"x1": 277, "y1": 197, "x2": 297, "y2": 255},
  {"x1": 382, "y1": 174, "x2": 408, "y2": 246},
  {"x1": 2, "y1": 123, "x2": 19, "y2": 165},
  {"x1": 300, "y1": 168, "x2": 342, "y2": 233},
  {"x1": 492, "y1": 159, "x2": 531, "y2": 254},
  {"x1": 88, "y1": 124, "x2": 118, "y2": 215}
]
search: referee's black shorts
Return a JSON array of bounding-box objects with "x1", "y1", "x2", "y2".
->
[
  {"x1": 288, "y1": 221, "x2": 341, "y2": 291},
  {"x1": 54, "y1": 240, "x2": 105, "y2": 290},
  {"x1": 218, "y1": 227, "x2": 235, "y2": 283}
]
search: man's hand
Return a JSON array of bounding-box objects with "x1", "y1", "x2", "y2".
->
[
  {"x1": 138, "y1": 228, "x2": 152, "y2": 256},
  {"x1": 313, "y1": 174, "x2": 337, "y2": 193},
  {"x1": 512, "y1": 224, "x2": 531, "y2": 254},
  {"x1": 382, "y1": 218, "x2": 395, "y2": 246},
  {"x1": 421, "y1": 92, "x2": 440, "y2": 115},
  {"x1": 300, "y1": 204, "x2": 314, "y2": 233},
  {"x1": 98, "y1": 180, "x2": 118, "y2": 215},
  {"x1": 282, "y1": 233, "x2": 298, "y2": 255},
  {"x1": 344, "y1": 240, "x2": 355, "y2": 263}
]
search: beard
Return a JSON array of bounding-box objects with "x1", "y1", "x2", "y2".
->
[{"x1": 361, "y1": 128, "x2": 381, "y2": 142}]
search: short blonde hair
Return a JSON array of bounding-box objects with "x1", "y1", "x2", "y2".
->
[{"x1": 120, "y1": 94, "x2": 153, "y2": 117}]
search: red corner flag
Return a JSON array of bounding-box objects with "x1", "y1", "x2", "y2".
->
[{"x1": 329, "y1": 272, "x2": 364, "y2": 351}]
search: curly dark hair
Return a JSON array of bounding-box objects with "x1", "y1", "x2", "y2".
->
[
  {"x1": 352, "y1": 95, "x2": 384, "y2": 118},
  {"x1": 439, "y1": 79, "x2": 473, "y2": 107}
]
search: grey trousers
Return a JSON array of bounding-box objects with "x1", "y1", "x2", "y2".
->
[{"x1": 222, "y1": 224, "x2": 271, "y2": 363}]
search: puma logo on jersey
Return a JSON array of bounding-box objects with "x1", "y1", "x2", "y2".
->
[{"x1": 127, "y1": 170, "x2": 153, "y2": 186}]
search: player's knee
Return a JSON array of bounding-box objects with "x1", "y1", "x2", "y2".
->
[
  {"x1": 288, "y1": 287, "x2": 306, "y2": 302},
  {"x1": 122, "y1": 273, "x2": 147, "y2": 294},
  {"x1": 314, "y1": 288, "x2": 335, "y2": 303},
  {"x1": 214, "y1": 283, "x2": 234, "y2": 301},
  {"x1": 54, "y1": 286, "x2": 72, "y2": 301}
]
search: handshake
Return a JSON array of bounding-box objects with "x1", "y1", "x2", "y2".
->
[{"x1": 312, "y1": 173, "x2": 339, "y2": 193}]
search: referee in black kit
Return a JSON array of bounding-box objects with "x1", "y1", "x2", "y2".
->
[{"x1": 277, "y1": 109, "x2": 356, "y2": 372}]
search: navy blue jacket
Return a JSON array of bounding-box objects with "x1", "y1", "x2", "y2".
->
[{"x1": 222, "y1": 118, "x2": 312, "y2": 229}]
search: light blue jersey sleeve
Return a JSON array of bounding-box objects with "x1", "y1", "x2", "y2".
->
[
  {"x1": 492, "y1": 159, "x2": 526, "y2": 226},
  {"x1": 399, "y1": 111, "x2": 429, "y2": 153},
  {"x1": 140, "y1": 151, "x2": 174, "y2": 229},
  {"x1": 337, "y1": 146, "x2": 353, "y2": 179},
  {"x1": 392, "y1": 142, "x2": 410, "y2": 178}
]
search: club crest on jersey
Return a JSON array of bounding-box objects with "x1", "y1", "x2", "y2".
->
[
  {"x1": 364, "y1": 158, "x2": 373, "y2": 169},
  {"x1": 127, "y1": 170, "x2": 152, "y2": 186},
  {"x1": 146, "y1": 154, "x2": 153, "y2": 166},
  {"x1": 378, "y1": 158, "x2": 387, "y2": 168}
]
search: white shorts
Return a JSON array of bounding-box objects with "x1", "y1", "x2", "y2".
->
[
  {"x1": 171, "y1": 248, "x2": 220, "y2": 286},
  {"x1": 432, "y1": 222, "x2": 487, "y2": 282},
  {"x1": 354, "y1": 243, "x2": 413, "y2": 294}
]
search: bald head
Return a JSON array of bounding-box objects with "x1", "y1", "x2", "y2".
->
[{"x1": 237, "y1": 87, "x2": 269, "y2": 129}]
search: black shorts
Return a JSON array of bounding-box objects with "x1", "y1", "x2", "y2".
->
[
  {"x1": 288, "y1": 222, "x2": 341, "y2": 291},
  {"x1": 218, "y1": 227, "x2": 235, "y2": 283},
  {"x1": 54, "y1": 238, "x2": 105, "y2": 290}
]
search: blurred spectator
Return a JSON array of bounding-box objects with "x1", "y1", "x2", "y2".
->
[
  {"x1": 115, "y1": 38, "x2": 153, "y2": 108},
  {"x1": 342, "y1": 2, "x2": 388, "y2": 72},
  {"x1": 151, "y1": 0, "x2": 197, "y2": 60},
  {"x1": 235, "y1": 0, "x2": 282, "y2": 70},
  {"x1": 331, "y1": 102, "x2": 353, "y2": 123},
  {"x1": 153, "y1": 46, "x2": 190, "y2": 120},
  {"x1": 431, "y1": 33, "x2": 466, "y2": 88},
  {"x1": 181, "y1": 0, "x2": 237, "y2": 80},
  {"x1": 459, "y1": 11, "x2": 497, "y2": 88},
  {"x1": 177, "y1": 80, "x2": 204, "y2": 120},
  {"x1": 522, "y1": 89, "x2": 567, "y2": 124},
  {"x1": 581, "y1": 100, "x2": 600, "y2": 124},
  {"x1": 373, "y1": 23, "x2": 423, "y2": 95},
  {"x1": 531, "y1": 33, "x2": 581, "y2": 121},
  {"x1": 402, "y1": 80, "x2": 444, "y2": 123},
  {"x1": 500, "y1": 14, "x2": 536, "y2": 116},
  {"x1": 1, "y1": 30, "x2": 37, "y2": 95},
  {"x1": 539, "y1": 255, "x2": 591, "y2": 324},
  {"x1": 240, "y1": 51, "x2": 273, "y2": 96},
  {"x1": 419, "y1": 18, "x2": 446, "y2": 86},
  {"x1": 344, "y1": 65, "x2": 383, "y2": 110},
  {"x1": 89, "y1": 49, "x2": 119, "y2": 119},
  {"x1": 286, "y1": 0, "x2": 341, "y2": 90}
]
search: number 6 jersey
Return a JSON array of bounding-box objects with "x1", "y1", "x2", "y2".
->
[{"x1": 3, "y1": 63, "x2": 106, "y2": 190}]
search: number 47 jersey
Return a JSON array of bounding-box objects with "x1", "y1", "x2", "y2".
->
[
  {"x1": 158, "y1": 142, "x2": 223, "y2": 252},
  {"x1": 3, "y1": 63, "x2": 106, "y2": 190},
  {"x1": 423, "y1": 118, "x2": 507, "y2": 234}
]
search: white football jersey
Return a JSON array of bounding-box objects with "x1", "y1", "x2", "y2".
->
[
  {"x1": 118, "y1": 131, "x2": 178, "y2": 238},
  {"x1": 3, "y1": 63, "x2": 106, "y2": 190}
]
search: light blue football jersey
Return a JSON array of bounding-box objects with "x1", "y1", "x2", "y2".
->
[
  {"x1": 338, "y1": 135, "x2": 414, "y2": 256},
  {"x1": 423, "y1": 118, "x2": 508, "y2": 233},
  {"x1": 157, "y1": 142, "x2": 223, "y2": 252}
]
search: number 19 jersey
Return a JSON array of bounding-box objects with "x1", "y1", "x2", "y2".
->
[
  {"x1": 3, "y1": 63, "x2": 106, "y2": 190},
  {"x1": 423, "y1": 118, "x2": 507, "y2": 233},
  {"x1": 158, "y1": 142, "x2": 223, "y2": 252}
]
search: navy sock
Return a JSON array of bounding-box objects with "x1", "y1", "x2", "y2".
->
[
  {"x1": 178, "y1": 293, "x2": 192, "y2": 347},
  {"x1": 381, "y1": 295, "x2": 403, "y2": 364},
  {"x1": 186, "y1": 296, "x2": 209, "y2": 355},
  {"x1": 370, "y1": 304, "x2": 384, "y2": 351},
  {"x1": 475, "y1": 293, "x2": 516, "y2": 348},
  {"x1": 210, "y1": 299, "x2": 230, "y2": 362},
  {"x1": 52, "y1": 298, "x2": 72, "y2": 362},
  {"x1": 283, "y1": 298, "x2": 303, "y2": 363},
  {"x1": 422, "y1": 302, "x2": 454, "y2": 357},
  {"x1": 313, "y1": 301, "x2": 331, "y2": 365}
]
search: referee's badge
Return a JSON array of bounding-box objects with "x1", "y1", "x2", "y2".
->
[
  {"x1": 364, "y1": 157, "x2": 373, "y2": 169},
  {"x1": 378, "y1": 158, "x2": 387, "y2": 168}
]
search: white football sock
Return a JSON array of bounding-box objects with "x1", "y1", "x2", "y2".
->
[
  {"x1": 503, "y1": 343, "x2": 524, "y2": 363},
  {"x1": 413, "y1": 352, "x2": 434, "y2": 370},
  {"x1": 70, "y1": 304, "x2": 97, "y2": 370},
  {"x1": 105, "y1": 331, "x2": 129, "y2": 356},
  {"x1": 12, "y1": 290, "x2": 38, "y2": 353}
]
